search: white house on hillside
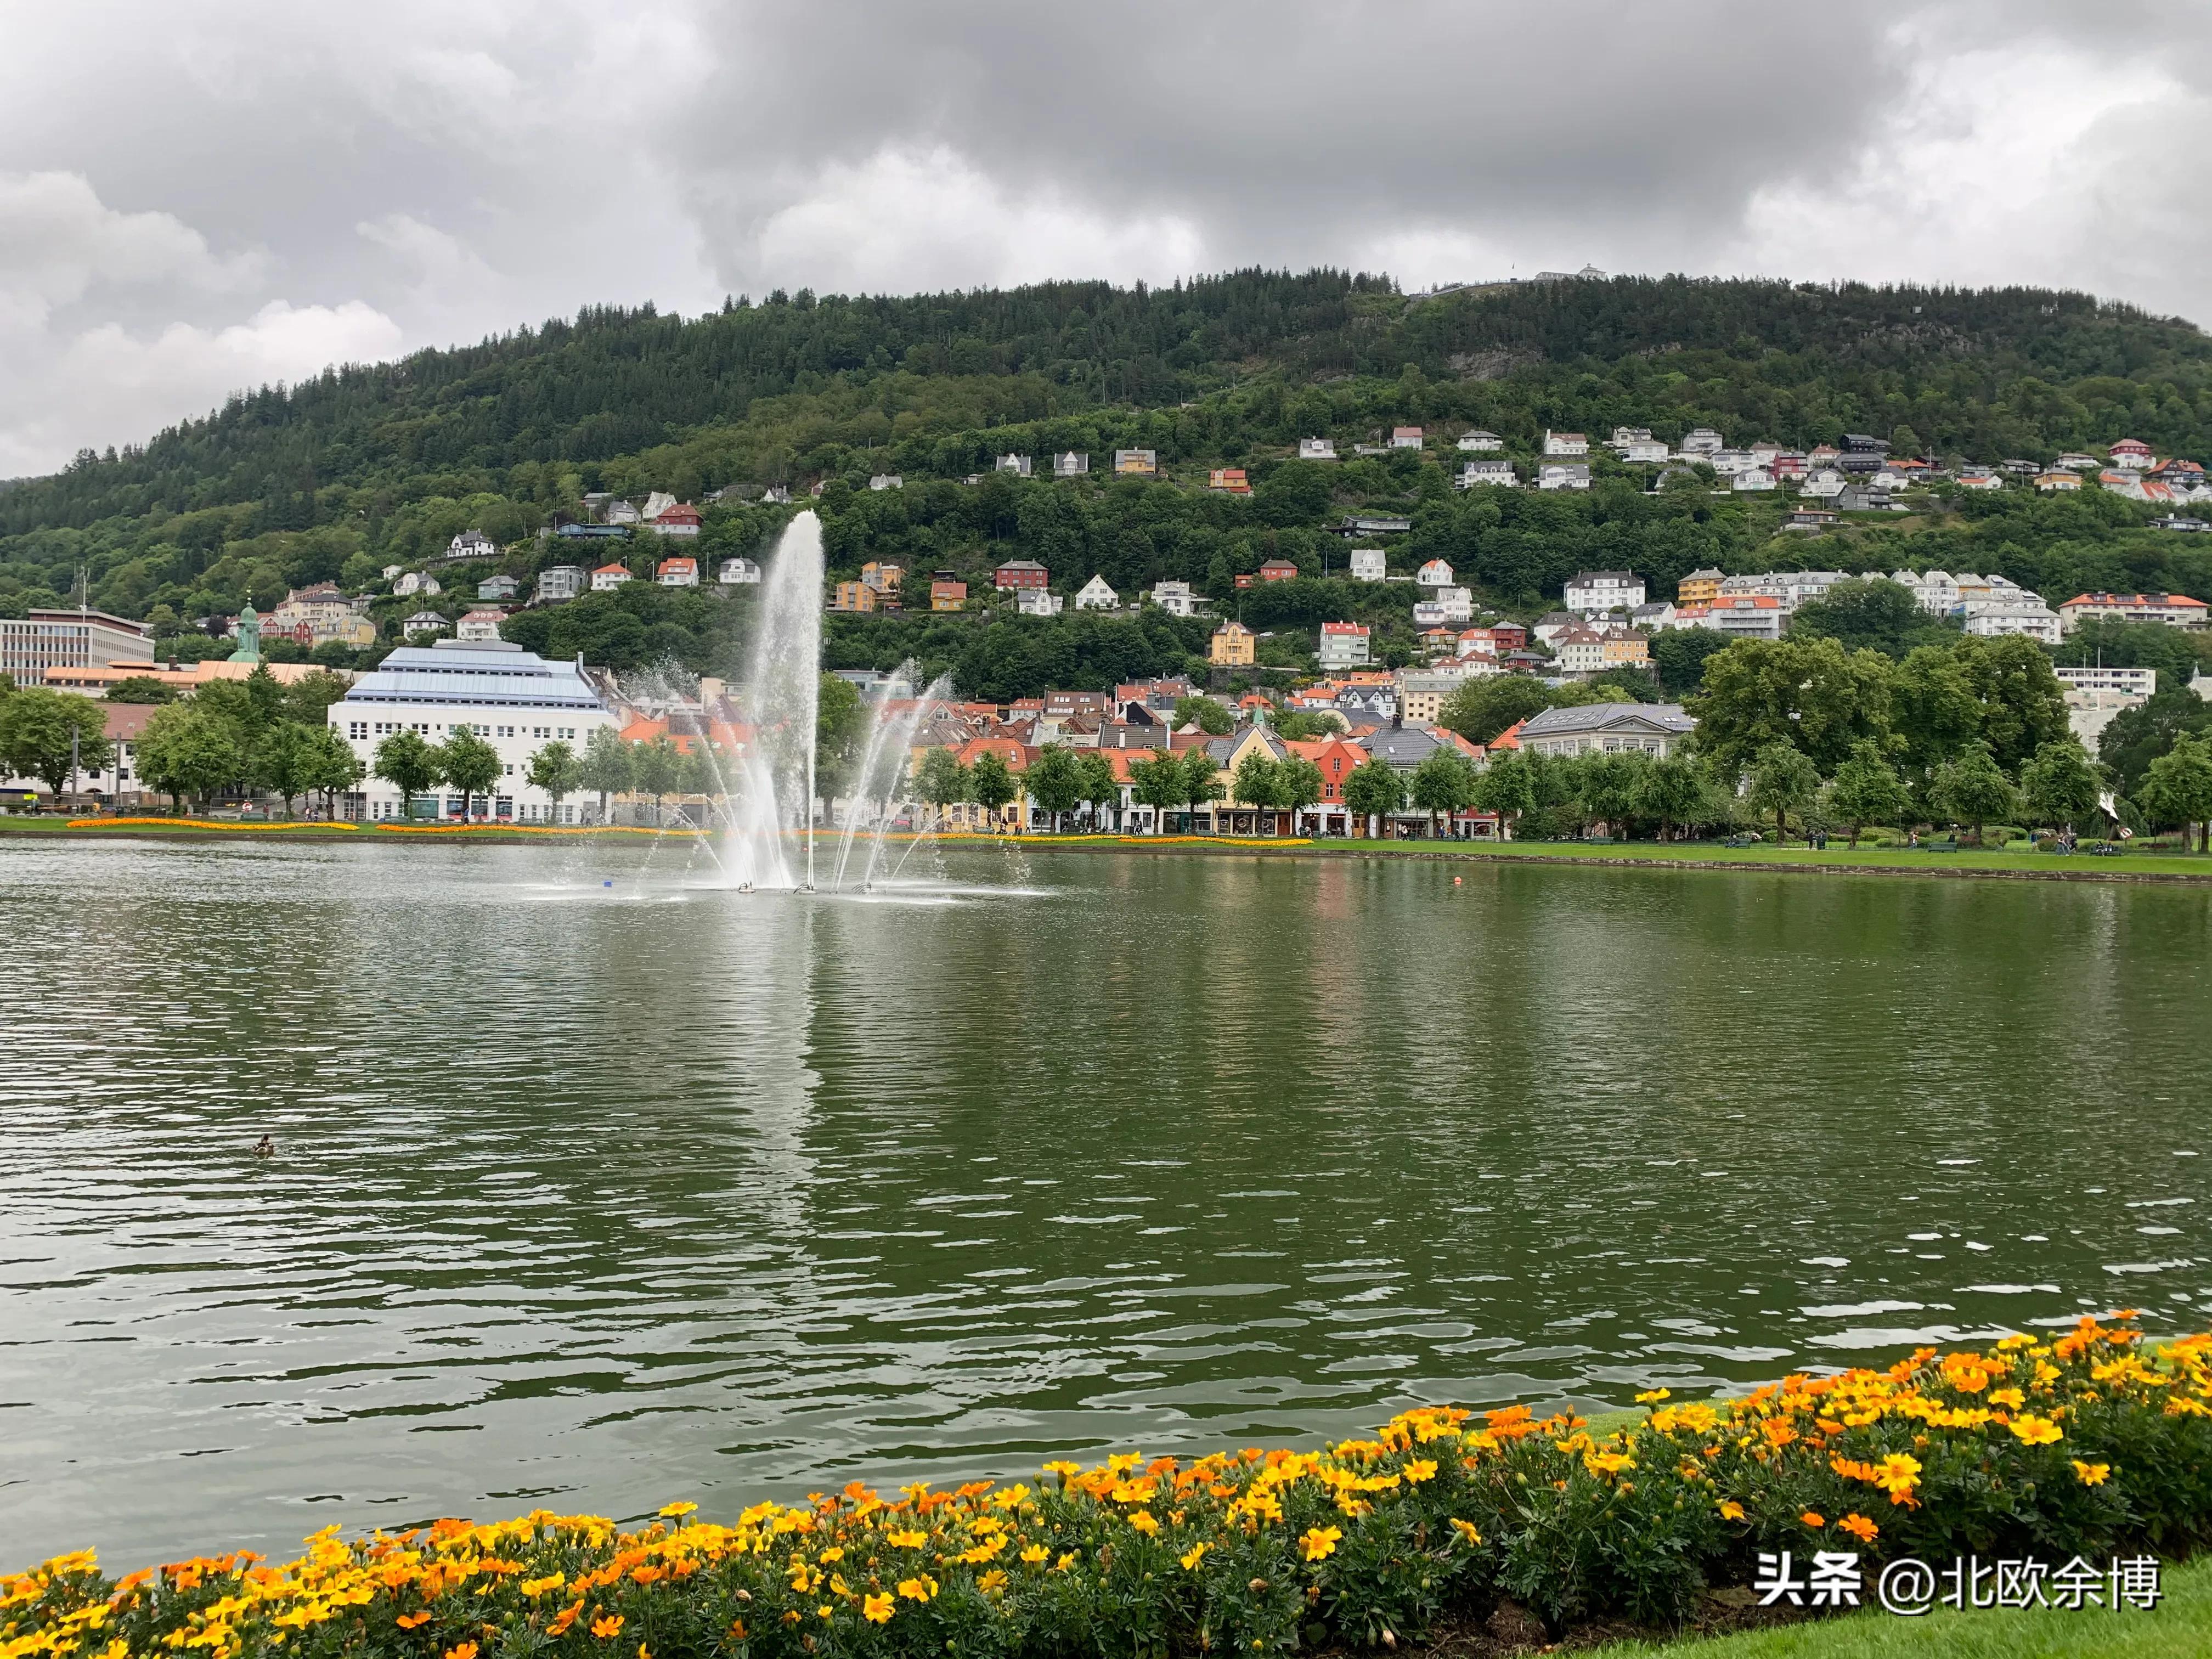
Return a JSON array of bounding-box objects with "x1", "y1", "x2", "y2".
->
[
  {"x1": 1348, "y1": 548, "x2": 1387, "y2": 581},
  {"x1": 1074, "y1": 574, "x2": 1119, "y2": 611},
  {"x1": 1298, "y1": 437, "x2": 1338, "y2": 460},
  {"x1": 1565, "y1": 570, "x2": 1646, "y2": 615},
  {"x1": 1544, "y1": 431, "x2": 1589, "y2": 456}
]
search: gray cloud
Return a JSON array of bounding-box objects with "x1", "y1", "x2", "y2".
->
[{"x1": 3, "y1": 1, "x2": 2210, "y2": 475}]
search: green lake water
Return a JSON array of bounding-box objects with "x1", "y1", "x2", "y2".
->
[{"x1": 4, "y1": 838, "x2": 2208, "y2": 1568}]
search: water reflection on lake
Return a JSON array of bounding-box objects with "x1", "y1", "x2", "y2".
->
[{"x1": 3, "y1": 837, "x2": 2207, "y2": 1566}]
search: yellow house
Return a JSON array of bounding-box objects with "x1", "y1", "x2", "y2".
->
[
  {"x1": 1600, "y1": 627, "x2": 1651, "y2": 669},
  {"x1": 1677, "y1": 568, "x2": 1724, "y2": 607},
  {"x1": 829, "y1": 581, "x2": 877, "y2": 612},
  {"x1": 1209, "y1": 620, "x2": 1255, "y2": 667}
]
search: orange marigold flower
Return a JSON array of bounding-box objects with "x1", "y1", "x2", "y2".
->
[
  {"x1": 592, "y1": 1615, "x2": 625, "y2": 1639},
  {"x1": 1838, "y1": 1514, "x2": 1878, "y2": 1544},
  {"x1": 1717, "y1": 1500, "x2": 1746, "y2": 1522},
  {"x1": 863, "y1": 1593, "x2": 894, "y2": 1624},
  {"x1": 445, "y1": 1645, "x2": 478, "y2": 1659},
  {"x1": 2008, "y1": 1414, "x2": 2063, "y2": 1446},
  {"x1": 397, "y1": 1614, "x2": 432, "y2": 1630},
  {"x1": 1299, "y1": 1526, "x2": 1341, "y2": 1562},
  {"x1": 1801, "y1": 1511, "x2": 1826, "y2": 1528}
]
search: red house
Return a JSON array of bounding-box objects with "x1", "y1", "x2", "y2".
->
[
  {"x1": 1258, "y1": 557, "x2": 1300, "y2": 582},
  {"x1": 994, "y1": 560, "x2": 1048, "y2": 590}
]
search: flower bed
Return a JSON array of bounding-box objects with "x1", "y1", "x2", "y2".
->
[{"x1": 7, "y1": 1317, "x2": 2209, "y2": 1659}]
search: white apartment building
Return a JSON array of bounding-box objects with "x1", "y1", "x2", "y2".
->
[
  {"x1": 329, "y1": 639, "x2": 619, "y2": 823},
  {"x1": 0, "y1": 608, "x2": 154, "y2": 687},
  {"x1": 1318, "y1": 622, "x2": 1372, "y2": 669},
  {"x1": 1150, "y1": 580, "x2": 1198, "y2": 616},
  {"x1": 1457, "y1": 430, "x2": 1504, "y2": 452},
  {"x1": 1458, "y1": 458, "x2": 1519, "y2": 489},
  {"x1": 2054, "y1": 665, "x2": 2157, "y2": 698},
  {"x1": 1962, "y1": 602, "x2": 2062, "y2": 645},
  {"x1": 1564, "y1": 570, "x2": 1646, "y2": 616}
]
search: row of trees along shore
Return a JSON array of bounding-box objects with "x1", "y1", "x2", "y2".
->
[{"x1": 0, "y1": 665, "x2": 362, "y2": 817}]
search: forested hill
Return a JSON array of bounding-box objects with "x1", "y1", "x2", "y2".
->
[
  {"x1": 12, "y1": 268, "x2": 2212, "y2": 703},
  {"x1": 11, "y1": 271, "x2": 2212, "y2": 539}
]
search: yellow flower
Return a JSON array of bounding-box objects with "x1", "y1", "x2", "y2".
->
[
  {"x1": 657, "y1": 1502, "x2": 699, "y2": 1519},
  {"x1": 1634, "y1": 1389, "x2": 1672, "y2": 1404},
  {"x1": 520, "y1": 1575, "x2": 566, "y2": 1598},
  {"x1": 1127, "y1": 1510, "x2": 1160, "y2": 1536},
  {"x1": 1299, "y1": 1526, "x2": 1341, "y2": 1562},
  {"x1": 896, "y1": 1576, "x2": 938, "y2": 1602},
  {"x1": 592, "y1": 1616, "x2": 624, "y2": 1640},
  {"x1": 1717, "y1": 1500, "x2": 1746, "y2": 1523},
  {"x1": 978, "y1": 1570, "x2": 1008, "y2": 1594},
  {"x1": 1403, "y1": 1459, "x2": 1437, "y2": 1484},
  {"x1": 1838, "y1": 1514, "x2": 1878, "y2": 1544},
  {"x1": 1041, "y1": 1460, "x2": 1081, "y2": 1482},
  {"x1": 887, "y1": 1529, "x2": 927, "y2": 1549},
  {"x1": 1989, "y1": 1387, "x2": 2025, "y2": 1409},
  {"x1": 1180, "y1": 1544, "x2": 1209, "y2": 1570},
  {"x1": 862, "y1": 1594, "x2": 894, "y2": 1624},
  {"x1": 2008, "y1": 1415, "x2": 2063, "y2": 1446},
  {"x1": 1583, "y1": 1451, "x2": 1635, "y2": 1478},
  {"x1": 1448, "y1": 1519, "x2": 1482, "y2": 1546},
  {"x1": 1054, "y1": 1553, "x2": 1076, "y2": 1572},
  {"x1": 2073, "y1": 1460, "x2": 2112, "y2": 1486},
  {"x1": 1019, "y1": 1545, "x2": 1048, "y2": 1565},
  {"x1": 817, "y1": 1547, "x2": 843, "y2": 1563}
]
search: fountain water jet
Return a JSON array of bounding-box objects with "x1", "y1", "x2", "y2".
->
[
  {"x1": 831, "y1": 664, "x2": 949, "y2": 891},
  {"x1": 723, "y1": 512, "x2": 825, "y2": 890}
]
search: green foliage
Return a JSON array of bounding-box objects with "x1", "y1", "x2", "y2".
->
[
  {"x1": 1229, "y1": 748, "x2": 1283, "y2": 810},
  {"x1": 524, "y1": 740, "x2": 584, "y2": 806},
  {"x1": 0, "y1": 688, "x2": 113, "y2": 793},
  {"x1": 1929, "y1": 745, "x2": 2023, "y2": 842},
  {"x1": 372, "y1": 728, "x2": 440, "y2": 811},
  {"x1": 1627, "y1": 751, "x2": 1709, "y2": 840},
  {"x1": 1647, "y1": 627, "x2": 1733, "y2": 698},
  {"x1": 1026, "y1": 745, "x2": 1087, "y2": 827},
  {"x1": 104, "y1": 675, "x2": 180, "y2": 704},
  {"x1": 1436, "y1": 675, "x2": 1598, "y2": 745},
  {"x1": 18, "y1": 272, "x2": 2212, "y2": 715},
  {"x1": 968, "y1": 750, "x2": 1019, "y2": 814},
  {"x1": 2019, "y1": 737, "x2": 2103, "y2": 832},
  {"x1": 1787, "y1": 577, "x2": 1956, "y2": 658},
  {"x1": 2099, "y1": 685, "x2": 2212, "y2": 795},
  {"x1": 136, "y1": 703, "x2": 244, "y2": 810},
  {"x1": 1690, "y1": 637, "x2": 1895, "y2": 777},
  {"x1": 1279, "y1": 754, "x2": 1325, "y2": 812},
  {"x1": 2140, "y1": 730, "x2": 2212, "y2": 849},
  {"x1": 1746, "y1": 742, "x2": 1822, "y2": 842},
  {"x1": 628, "y1": 736, "x2": 683, "y2": 818},
  {"x1": 1408, "y1": 746, "x2": 1479, "y2": 823},
  {"x1": 434, "y1": 729, "x2": 503, "y2": 815},
  {"x1": 577, "y1": 725, "x2": 633, "y2": 815},
  {"x1": 1827, "y1": 742, "x2": 1916, "y2": 845},
  {"x1": 1471, "y1": 748, "x2": 1538, "y2": 828},
  {"x1": 1176, "y1": 694, "x2": 1233, "y2": 736},
  {"x1": 1342, "y1": 757, "x2": 1406, "y2": 822},
  {"x1": 915, "y1": 746, "x2": 969, "y2": 815}
]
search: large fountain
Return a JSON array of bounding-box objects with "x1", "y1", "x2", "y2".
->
[
  {"x1": 681, "y1": 511, "x2": 950, "y2": 895},
  {"x1": 718, "y1": 511, "x2": 826, "y2": 890}
]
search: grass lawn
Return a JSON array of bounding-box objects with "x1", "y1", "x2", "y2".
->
[
  {"x1": 1593, "y1": 1554, "x2": 2210, "y2": 1658},
  {"x1": 1307, "y1": 837, "x2": 2212, "y2": 880}
]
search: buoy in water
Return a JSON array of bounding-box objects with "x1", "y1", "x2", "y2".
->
[
  {"x1": 1453, "y1": 876, "x2": 1462, "y2": 885},
  {"x1": 602, "y1": 879, "x2": 614, "y2": 888}
]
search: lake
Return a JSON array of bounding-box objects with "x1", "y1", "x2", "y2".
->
[{"x1": 4, "y1": 837, "x2": 2208, "y2": 1569}]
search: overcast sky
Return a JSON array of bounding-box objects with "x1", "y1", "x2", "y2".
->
[{"x1": 5, "y1": 0, "x2": 2210, "y2": 478}]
